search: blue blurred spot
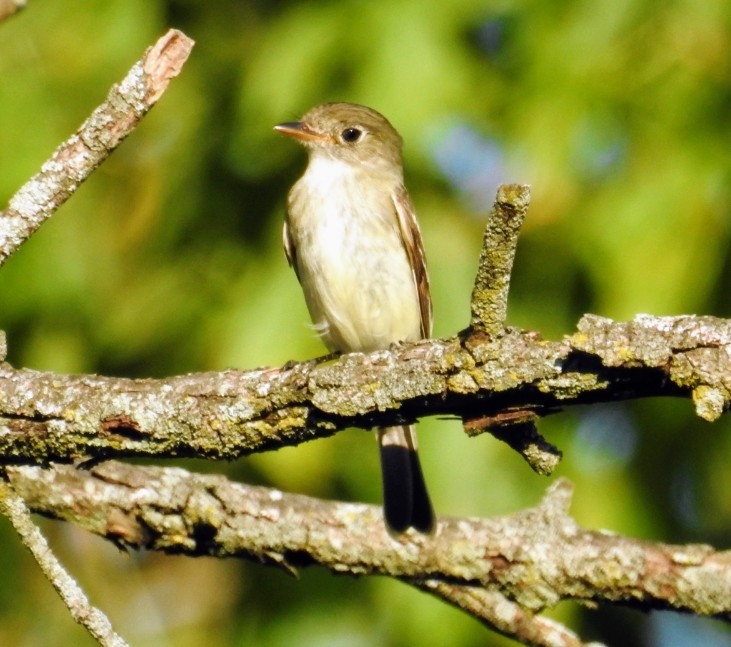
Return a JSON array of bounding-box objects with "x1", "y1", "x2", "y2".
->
[
  {"x1": 648, "y1": 612, "x2": 731, "y2": 647},
  {"x1": 429, "y1": 121, "x2": 508, "y2": 213},
  {"x1": 574, "y1": 404, "x2": 637, "y2": 473},
  {"x1": 670, "y1": 463, "x2": 700, "y2": 531},
  {"x1": 473, "y1": 17, "x2": 506, "y2": 56},
  {"x1": 572, "y1": 116, "x2": 628, "y2": 180}
]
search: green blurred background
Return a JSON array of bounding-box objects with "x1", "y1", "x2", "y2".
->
[{"x1": 1, "y1": 1, "x2": 731, "y2": 645}]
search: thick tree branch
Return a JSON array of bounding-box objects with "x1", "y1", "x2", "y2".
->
[
  {"x1": 0, "y1": 28, "x2": 194, "y2": 267},
  {"x1": 0, "y1": 313, "x2": 728, "y2": 466},
  {"x1": 7, "y1": 462, "x2": 730, "y2": 625}
]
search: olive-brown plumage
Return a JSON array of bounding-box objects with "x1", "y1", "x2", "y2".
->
[{"x1": 275, "y1": 103, "x2": 434, "y2": 534}]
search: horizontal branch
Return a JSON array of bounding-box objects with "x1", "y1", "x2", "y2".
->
[
  {"x1": 0, "y1": 314, "x2": 729, "y2": 464},
  {"x1": 8, "y1": 461, "x2": 730, "y2": 621}
]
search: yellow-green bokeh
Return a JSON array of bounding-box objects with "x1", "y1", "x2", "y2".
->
[{"x1": 1, "y1": 1, "x2": 730, "y2": 645}]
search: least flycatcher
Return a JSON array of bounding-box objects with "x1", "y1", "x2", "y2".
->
[{"x1": 275, "y1": 103, "x2": 434, "y2": 534}]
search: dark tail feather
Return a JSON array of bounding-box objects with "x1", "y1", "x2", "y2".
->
[{"x1": 377, "y1": 426, "x2": 435, "y2": 534}]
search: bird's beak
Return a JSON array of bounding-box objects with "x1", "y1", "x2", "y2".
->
[{"x1": 274, "y1": 122, "x2": 329, "y2": 143}]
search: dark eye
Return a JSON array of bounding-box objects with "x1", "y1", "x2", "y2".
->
[{"x1": 341, "y1": 128, "x2": 362, "y2": 143}]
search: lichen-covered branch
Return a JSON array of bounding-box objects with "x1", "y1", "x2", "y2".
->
[
  {"x1": 1, "y1": 313, "x2": 729, "y2": 467},
  {"x1": 0, "y1": 28, "x2": 195, "y2": 267},
  {"x1": 8, "y1": 462, "x2": 731, "y2": 625},
  {"x1": 470, "y1": 183, "x2": 530, "y2": 335}
]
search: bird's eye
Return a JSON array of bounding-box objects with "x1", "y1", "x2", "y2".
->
[{"x1": 341, "y1": 128, "x2": 363, "y2": 143}]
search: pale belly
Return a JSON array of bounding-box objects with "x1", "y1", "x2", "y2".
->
[
  {"x1": 290, "y1": 198, "x2": 421, "y2": 353},
  {"x1": 285, "y1": 153, "x2": 425, "y2": 352},
  {"x1": 297, "y1": 215, "x2": 421, "y2": 352}
]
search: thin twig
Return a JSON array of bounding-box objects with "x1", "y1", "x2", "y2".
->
[
  {"x1": 0, "y1": 28, "x2": 195, "y2": 266},
  {"x1": 0, "y1": 477, "x2": 130, "y2": 647},
  {"x1": 418, "y1": 582, "x2": 605, "y2": 647}
]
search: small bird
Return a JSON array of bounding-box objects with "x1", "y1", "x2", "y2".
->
[{"x1": 275, "y1": 102, "x2": 435, "y2": 534}]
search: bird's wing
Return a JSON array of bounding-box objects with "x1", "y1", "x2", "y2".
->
[
  {"x1": 392, "y1": 186, "x2": 432, "y2": 338},
  {"x1": 282, "y1": 217, "x2": 301, "y2": 282}
]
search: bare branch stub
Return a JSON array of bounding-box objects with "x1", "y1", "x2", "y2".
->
[
  {"x1": 0, "y1": 28, "x2": 195, "y2": 267},
  {"x1": 470, "y1": 184, "x2": 531, "y2": 335},
  {"x1": 465, "y1": 413, "x2": 562, "y2": 476}
]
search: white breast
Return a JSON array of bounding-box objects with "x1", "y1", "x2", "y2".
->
[{"x1": 287, "y1": 154, "x2": 421, "y2": 353}]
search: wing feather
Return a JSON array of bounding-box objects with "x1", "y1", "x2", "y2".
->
[
  {"x1": 282, "y1": 217, "x2": 300, "y2": 282},
  {"x1": 392, "y1": 186, "x2": 432, "y2": 338}
]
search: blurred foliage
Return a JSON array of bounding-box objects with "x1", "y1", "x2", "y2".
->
[{"x1": 1, "y1": 0, "x2": 730, "y2": 645}]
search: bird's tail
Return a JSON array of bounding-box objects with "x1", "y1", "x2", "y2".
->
[{"x1": 377, "y1": 425, "x2": 435, "y2": 534}]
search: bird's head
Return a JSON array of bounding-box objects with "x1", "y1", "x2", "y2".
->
[{"x1": 275, "y1": 102, "x2": 404, "y2": 178}]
